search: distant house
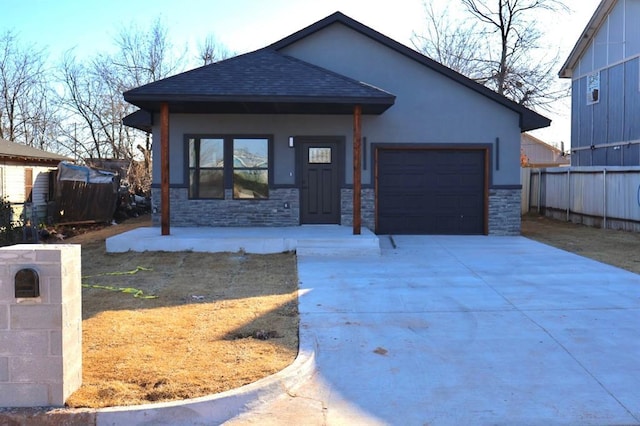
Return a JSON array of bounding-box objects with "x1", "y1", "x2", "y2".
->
[
  {"x1": 559, "y1": 0, "x2": 640, "y2": 166},
  {"x1": 521, "y1": 133, "x2": 570, "y2": 168},
  {"x1": 0, "y1": 138, "x2": 71, "y2": 223},
  {"x1": 123, "y1": 11, "x2": 549, "y2": 236}
]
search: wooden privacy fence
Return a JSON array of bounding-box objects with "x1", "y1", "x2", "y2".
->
[{"x1": 522, "y1": 166, "x2": 640, "y2": 232}]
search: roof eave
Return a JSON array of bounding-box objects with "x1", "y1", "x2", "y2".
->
[
  {"x1": 123, "y1": 95, "x2": 396, "y2": 116},
  {"x1": 0, "y1": 155, "x2": 67, "y2": 164}
]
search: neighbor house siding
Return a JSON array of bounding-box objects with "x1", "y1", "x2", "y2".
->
[
  {"x1": 0, "y1": 163, "x2": 54, "y2": 205},
  {"x1": 570, "y1": 0, "x2": 640, "y2": 166},
  {"x1": 0, "y1": 163, "x2": 56, "y2": 224},
  {"x1": 571, "y1": 59, "x2": 640, "y2": 166}
]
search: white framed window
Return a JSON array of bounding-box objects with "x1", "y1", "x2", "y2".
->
[{"x1": 587, "y1": 71, "x2": 600, "y2": 104}]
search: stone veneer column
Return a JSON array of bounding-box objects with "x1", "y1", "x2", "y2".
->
[
  {"x1": 341, "y1": 188, "x2": 375, "y2": 231},
  {"x1": 488, "y1": 188, "x2": 522, "y2": 235},
  {"x1": 0, "y1": 245, "x2": 82, "y2": 407}
]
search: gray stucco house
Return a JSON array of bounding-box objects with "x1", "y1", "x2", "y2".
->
[
  {"x1": 559, "y1": 0, "x2": 640, "y2": 166},
  {"x1": 123, "y1": 11, "x2": 550, "y2": 236}
]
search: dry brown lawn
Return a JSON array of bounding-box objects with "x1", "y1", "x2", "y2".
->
[
  {"x1": 60, "y1": 216, "x2": 299, "y2": 408},
  {"x1": 521, "y1": 213, "x2": 640, "y2": 274}
]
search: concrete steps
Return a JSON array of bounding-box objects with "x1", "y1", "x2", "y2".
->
[{"x1": 296, "y1": 236, "x2": 380, "y2": 257}]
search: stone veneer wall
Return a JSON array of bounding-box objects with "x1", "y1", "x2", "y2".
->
[
  {"x1": 152, "y1": 187, "x2": 300, "y2": 227},
  {"x1": 150, "y1": 187, "x2": 519, "y2": 235},
  {"x1": 488, "y1": 188, "x2": 521, "y2": 236},
  {"x1": 0, "y1": 245, "x2": 82, "y2": 407},
  {"x1": 341, "y1": 188, "x2": 375, "y2": 231}
]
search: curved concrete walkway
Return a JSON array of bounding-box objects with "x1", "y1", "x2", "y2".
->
[{"x1": 224, "y1": 236, "x2": 640, "y2": 425}]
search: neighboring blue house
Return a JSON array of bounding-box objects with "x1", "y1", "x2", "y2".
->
[
  {"x1": 559, "y1": 0, "x2": 640, "y2": 166},
  {"x1": 123, "y1": 12, "x2": 549, "y2": 236}
]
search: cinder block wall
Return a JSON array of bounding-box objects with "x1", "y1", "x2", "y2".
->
[{"x1": 0, "y1": 245, "x2": 82, "y2": 407}]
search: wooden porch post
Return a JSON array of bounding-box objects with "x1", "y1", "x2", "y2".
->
[
  {"x1": 353, "y1": 104, "x2": 362, "y2": 235},
  {"x1": 160, "y1": 102, "x2": 170, "y2": 235}
]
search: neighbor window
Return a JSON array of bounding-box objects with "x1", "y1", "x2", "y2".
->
[
  {"x1": 187, "y1": 136, "x2": 270, "y2": 200},
  {"x1": 587, "y1": 71, "x2": 600, "y2": 104},
  {"x1": 233, "y1": 138, "x2": 268, "y2": 199}
]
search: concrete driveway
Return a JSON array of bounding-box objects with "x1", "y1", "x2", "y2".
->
[{"x1": 227, "y1": 235, "x2": 640, "y2": 425}]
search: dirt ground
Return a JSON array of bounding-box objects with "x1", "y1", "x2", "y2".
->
[
  {"x1": 59, "y1": 216, "x2": 299, "y2": 408},
  {"x1": 521, "y1": 213, "x2": 640, "y2": 274}
]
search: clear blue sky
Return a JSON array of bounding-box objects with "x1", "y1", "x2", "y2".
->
[{"x1": 1, "y1": 0, "x2": 602, "y2": 145}]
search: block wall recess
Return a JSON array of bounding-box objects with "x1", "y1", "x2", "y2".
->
[{"x1": 0, "y1": 244, "x2": 82, "y2": 407}]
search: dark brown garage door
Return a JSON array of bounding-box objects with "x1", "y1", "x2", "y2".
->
[{"x1": 376, "y1": 148, "x2": 486, "y2": 235}]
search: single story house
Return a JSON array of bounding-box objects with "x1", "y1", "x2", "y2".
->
[
  {"x1": 123, "y1": 11, "x2": 550, "y2": 236},
  {"x1": 0, "y1": 137, "x2": 71, "y2": 223},
  {"x1": 559, "y1": 0, "x2": 640, "y2": 166},
  {"x1": 521, "y1": 133, "x2": 570, "y2": 168}
]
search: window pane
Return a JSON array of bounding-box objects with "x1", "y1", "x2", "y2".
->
[
  {"x1": 198, "y1": 170, "x2": 224, "y2": 198},
  {"x1": 200, "y1": 139, "x2": 224, "y2": 167},
  {"x1": 234, "y1": 138, "x2": 268, "y2": 168},
  {"x1": 189, "y1": 139, "x2": 197, "y2": 167},
  {"x1": 234, "y1": 170, "x2": 268, "y2": 199},
  {"x1": 309, "y1": 147, "x2": 331, "y2": 163},
  {"x1": 189, "y1": 170, "x2": 197, "y2": 197}
]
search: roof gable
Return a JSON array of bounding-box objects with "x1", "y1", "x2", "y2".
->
[
  {"x1": 269, "y1": 11, "x2": 550, "y2": 132},
  {"x1": 559, "y1": 0, "x2": 615, "y2": 78}
]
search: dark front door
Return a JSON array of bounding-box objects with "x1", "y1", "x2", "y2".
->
[{"x1": 299, "y1": 139, "x2": 341, "y2": 224}]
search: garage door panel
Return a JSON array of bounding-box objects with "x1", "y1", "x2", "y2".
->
[{"x1": 377, "y1": 149, "x2": 485, "y2": 235}]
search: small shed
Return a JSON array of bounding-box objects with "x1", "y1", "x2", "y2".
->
[{"x1": 54, "y1": 161, "x2": 120, "y2": 224}]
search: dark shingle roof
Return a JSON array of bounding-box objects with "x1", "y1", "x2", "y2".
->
[
  {"x1": 124, "y1": 48, "x2": 395, "y2": 115},
  {"x1": 122, "y1": 109, "x2": 152, "y2": 133},
  {"x1": 0, "y1": 138, "x2": 70, "y2": 163}
]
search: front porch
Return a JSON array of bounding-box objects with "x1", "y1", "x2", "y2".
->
[{"x1": 105, "y1": 225, "x2": 381, "y2": 256}]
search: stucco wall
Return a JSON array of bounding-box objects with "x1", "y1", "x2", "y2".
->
[{"x1": 278, "y1": 22, "x2": 523, "y2": 186}]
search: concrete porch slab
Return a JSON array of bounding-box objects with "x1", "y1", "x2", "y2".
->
[{"x1": 105, "y1": 225, "x2": 381, "y2": 256}]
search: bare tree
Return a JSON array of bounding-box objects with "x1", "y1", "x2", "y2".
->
[
  {"x1": 57, "y1": 52, "x2": 133, "y2": 161},
  {"x1": 0, "y1": 31, "x2": 59, "y2": 149},
  {"x1": 110, "y1": 18, "x2": 184, "y2": 87},
  {"x1": 413, "y1": 0, "x2": 568, "y2": 109},
  {"x1": 411, "y1": 3, "x2": 486, "y2": 80},
  {"x1": 57, "y1": 20, "x2": 185, "y2": 194},
  {"x1": 197, "y1": 34, "x2": 232, "y2": 66}
]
